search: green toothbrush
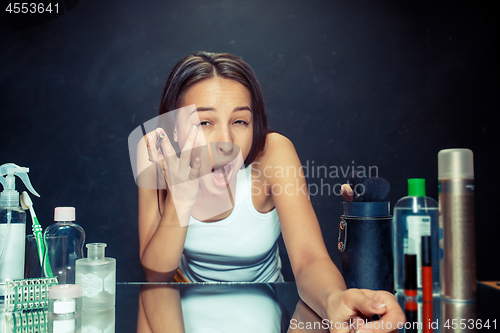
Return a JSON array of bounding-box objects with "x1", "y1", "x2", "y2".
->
[{"x1": 20, "y1": 191, "x2": 53, "y2": 277}]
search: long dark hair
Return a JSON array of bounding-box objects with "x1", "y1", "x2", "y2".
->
[{"x1": 159, "y1": 51, "x2": 269, "y2": 167}]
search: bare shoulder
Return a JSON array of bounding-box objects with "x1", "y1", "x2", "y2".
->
[
  {"x1": 253, "y1": 132, "x2": 301, "y2": 177},
  {"x1": 258, "y1": 132, "x2": 296, "y2": 162},
  {"x1": 266, "y1": 131, "x2": 294, "y2": 149}
]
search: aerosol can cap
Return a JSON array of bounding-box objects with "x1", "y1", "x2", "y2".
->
[{"x1": 438, "y1": 149, "x2": 474, "y2": 180}]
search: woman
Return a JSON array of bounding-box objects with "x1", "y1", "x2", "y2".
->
[{"x1": 137, "y1": 51, "x2": 404, "y2": 331}]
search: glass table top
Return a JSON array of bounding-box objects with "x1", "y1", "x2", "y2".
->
[{"x1": 1, "y1": 281, "x2": 497, "y2": 332}]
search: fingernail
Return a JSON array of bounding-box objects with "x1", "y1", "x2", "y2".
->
[
  {"x1": 195, "y1": 157, "x2": 200, "y2": 163},
  {"x1": 371, "y1": 302, "x2": 386, "y2": 310},
  {"x1": 191, "y1": 125, "x2": 197, "y2": 134}
]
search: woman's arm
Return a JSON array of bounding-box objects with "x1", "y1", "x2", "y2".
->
[
  {"x1": 262, "y1": 133, "x2": 405, "y2": 331},
  {"x1": 138, "y1": 185, "x2": 189, "y2": 282},
  {"x1": 138, "y1": 284, "x2": 185, "y2": 333},
  {"x1": 137, "y1": 127, "x2": 200, "y2": 282},
  {"x1": 260, "y1": 133, "x2": 344, "y2": 316}
]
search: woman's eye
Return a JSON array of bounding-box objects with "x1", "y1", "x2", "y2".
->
[
  {"x1": 234, "y1": 120, "x2": 248, "y2": 125},
  {"x1": 198, "y1": 121, "x2": 211, "y2": 126}
]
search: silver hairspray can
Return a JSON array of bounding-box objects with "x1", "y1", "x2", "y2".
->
[{"x1": 438, "y1": 148, "x2": 476, "y2": 302}]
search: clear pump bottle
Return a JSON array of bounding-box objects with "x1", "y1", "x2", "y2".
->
[
  {"x1": 43, "y1": 207, "x2": 85, "y2": 284},
  {"x1": 0, "y1": 163, "x2": 39, "y2": 297},
  {"x1": 393, "y1": 179, "x2": 440, "y2": 297},
  {"x1": 75, "y1": 243, "x2": 116, "y2": 310}
]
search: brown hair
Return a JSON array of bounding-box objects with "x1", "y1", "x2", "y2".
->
[{"x1": 159, "y1": 51, "x2": 268, "y2": 166}]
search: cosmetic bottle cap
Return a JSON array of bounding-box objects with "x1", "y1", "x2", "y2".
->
[
  {"x1": 48, "y1": 284, "x2": 82, "y2": 299},
  {"x1": 438, "y1": 149, "x2": 474, "y2": 180},
  {"x1": 54, "y1": 207, "x2": 75, "y2": 221},
  {"x1": 408, "y1": 179, "x2": 426, "y2": 197}
]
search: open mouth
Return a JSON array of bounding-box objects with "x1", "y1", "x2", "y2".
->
[{"x1": 211, "y1": 163, "x2": 233, "y2": 187}]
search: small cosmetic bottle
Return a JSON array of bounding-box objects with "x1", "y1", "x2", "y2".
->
[
  {"x1": 43, "y1": 207, "x2": 86, "y2": 284},
  {"x1": 48, "y1": 284, "x2": 82, "y2": 333},
  {"x1": 75, "y1": 243, "x2": 116, "y2": 310},
  {"x1": 393, "y1": 179, "x2": 440, "y2": 297}
]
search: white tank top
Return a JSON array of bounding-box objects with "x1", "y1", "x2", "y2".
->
[{"x1": 179, "y1": 165, "x2": 283, "y2": 282}]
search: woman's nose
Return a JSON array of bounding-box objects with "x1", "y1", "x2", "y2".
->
[{"x1": 214, "y1": 141, "x2": 234, "y2": 155}]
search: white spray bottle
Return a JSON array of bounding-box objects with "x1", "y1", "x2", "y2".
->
[{"x1": 0, "y1": 163, "x2": 40, "y2": 297}]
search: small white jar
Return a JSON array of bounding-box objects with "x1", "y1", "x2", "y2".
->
[{"x1": 48, "y1": 284, "x2": 82, "y2": 333}]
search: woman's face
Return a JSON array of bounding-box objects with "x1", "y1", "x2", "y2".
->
[{"x1": 175, "y1": 77, "x2": 253, "y2": 193}]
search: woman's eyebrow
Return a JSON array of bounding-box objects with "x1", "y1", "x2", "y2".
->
[
  {"x1": 234, "y1": 106, "x2": 252, "y2": 112},
  {"x1": 194, "y1": 107, "x2": 215, "y2": 112},
  {"x1": 191, "y1": 106, "x2": 251, "y2": 114}
]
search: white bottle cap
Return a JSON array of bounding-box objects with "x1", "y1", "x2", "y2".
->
[
  {"x1": 438, "y1": 148, "x2": 474, "y2": 180},
  {"x1": 54, "y1": 207, "x2": 76, "y2": 221},
  {"x1": 48, "y1": 284, "x2": 82, "y2": 299}
]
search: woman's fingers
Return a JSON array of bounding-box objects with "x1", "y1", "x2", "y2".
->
[
  {"x1": 347, "y1": 290, "x2": 386, "y2": 318},
  {"x1": 189, "y1": 157, "x2": 201, "y2": 180},
  {"x1": 147, "y1": 126, "x2": 200, "y2": 177},
  {"x1": 350, "y1": 290, "x2": 405, "y2": 332},
  {"x1": 143, "y1": 128, "x2": 179, "y2": 182},
  {"x1": 144, "y1": 126, "x2": 203, "y2": 193},
  {"x1": 327, "y1": 290, "x2": 392, "y2": 333},
  {"x1": 156, "y1": 128, "x2": 177, "y2": 162},
  {"x1": 179, "y1": 125, "x2": 198, "y2": 170},
  {"x1": 145, "y1": 131, "x2": 161, "y2": 163}
]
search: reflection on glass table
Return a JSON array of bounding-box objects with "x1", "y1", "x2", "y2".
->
[
  {"x1": 138, "y1": 283, "x2": 292, "y2": 333},
  {"x1": 134, "y1": 282, "x2": 497, "y2": 333},
  {"x1": 1, "y1": 281, "x2": 496, "y2": 332}
]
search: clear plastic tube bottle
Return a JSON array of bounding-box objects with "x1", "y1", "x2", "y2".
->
[
  {"x1": 43, "y1": 207, "x2": 85, "y2": 284},
  {"x1": 75, "y1": 243, "x2": 116, "y2": 310},
  {"x1": 393, "y1": 179, "x2": 440, "y2": 297}
]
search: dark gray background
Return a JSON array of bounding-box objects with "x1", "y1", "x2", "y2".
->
[{"x1": 1, "y1": 0, "x2": 498, "y2": 282}]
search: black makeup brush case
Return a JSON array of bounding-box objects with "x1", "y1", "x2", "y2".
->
[{"x1": 338, "y1": 201, "x2": 394, "y2": 293}]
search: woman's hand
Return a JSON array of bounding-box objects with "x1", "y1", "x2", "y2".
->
[
  {"x1": 325, "y1": 289, "x2": 405, "y2": 333},
  {"x1": 144, "y1": 126, "x2": 201, "y2": 213}
]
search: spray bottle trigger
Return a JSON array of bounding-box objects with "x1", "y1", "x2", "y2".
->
[
  {"x1": 0, "y1": 163, "x2": 40, "y2": 197},
  {"x1": 17, "y1": 171, "x2": 40, "y2": 197}
]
